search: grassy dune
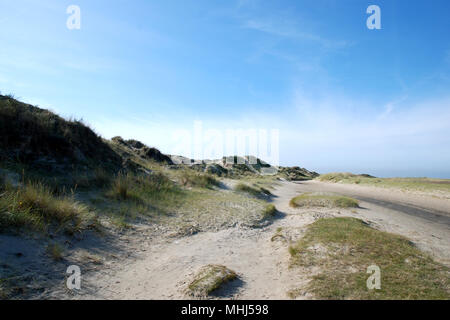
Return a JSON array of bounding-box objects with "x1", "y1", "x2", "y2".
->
[
  {"x1": 0, "y1": 182, "x2": 95, "y2": 234},
  {"x1": 289, "y1": 217, "x2": 450, "y2": 300},
  {"x1": 318, "y1": 173, "x2": 450, "y2": 194}
]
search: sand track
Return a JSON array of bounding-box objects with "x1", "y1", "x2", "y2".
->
[{"x1": 43, "y1": 180, "x2": 450, "y2": 299}]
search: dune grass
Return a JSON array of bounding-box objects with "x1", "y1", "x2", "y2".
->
[
  {"x1": 234, "y1": 183, "x2": 272, "y2": 198},
  {"x1": 289, "y1": 217, "x2": 450, "y2": 299},
  {"x1": 187, "y1": 264, "x2": 238, "y2": 296},
  {"x1": 179, "y1": 170, "x2": 220, "y2": 189},
  {"x1": 289, "y1": 193, "x2": 359, "y2": 208},
  {"x1": 46, "y1": 242, "x2": 64, "y2": 261},
  {"x1": 262, "y1": 204, "x2": 277, "y2": 219},
  {"x1": 102, "y1": 171, "x2": 187, "y2": 224},
  {"x1": 0, "y1": 95, "x2": 121, "y2": 168},
  {"x1": 107, "y1": 172, "x2": 181, "y2": 202},
  {"x1": 0, "y1": 182, "x2": 92, "y2": 234},
  {"x1": 318, "y1": 173, "x2": 450, "y2": 194}
]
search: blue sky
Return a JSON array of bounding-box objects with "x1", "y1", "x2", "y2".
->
[{"x1": 1, "y1": 0, "x2": 450, "y2": 177}]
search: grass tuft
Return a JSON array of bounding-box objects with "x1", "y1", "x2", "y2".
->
[
  {"x1": 180, "y1": 171, "x2": 220, "y2": 189},
  {"x1": 46, "y1": 242, "x2": 64, "y2": 261},
  {"x1": 262, "y1": 204, "x2": 277, "y2": 219},
  {"x1": 234, "y1": 183, "x2": 272, "y2": 198},
  {"x1": 110, "y1": 173, "x2": 129, "y2": 200},
  {"x1": 289, "y1": 193, "x2": 359, "y2": 208},
  {"x1": 187, "y1": 264, "x2": 238, "y2": 296},
  {"x1": 0, "y1": 182, "x2": 90, "y2": 233}
]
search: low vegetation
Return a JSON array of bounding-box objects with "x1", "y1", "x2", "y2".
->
[
  {"x1": 46, "y1": 242, "x2": 64, "y2": 261},
  {"x1": 107, "y1": 172, "x2": 181, "y2": 202},
  {"x1": 0, "y1": 94, "x2": 121, "y2": 169},
  {"x1": 180, "y1": 170, "x2": 220, "y2": 189},
  {"x1": 187, "y1": 264, "x2": 238, "y2": 297},
  {"x1": 289, "y1": 217, "x2": 450, "y2": 299},
  {"x1": 165, "y1": 188, "x2": 271, "y2": 231},
  {"x1": 262, "y1": 204, "x2": 277, "y2": 219},
  {"x1": 318, "y1": 172, "x2": 450, "y2": 195},
  {"x1": 0, "y1": 182, "x2": 92, "y2": 234},
  {"x1": 234, "y1": 183, "x2": 272, "y2": 198},
  {"x1": 289, "y1": 193, "x2": 359, "y2": 208},
  {"x1": 0, "y1": 95, "x2": 324, "y2": 299}
]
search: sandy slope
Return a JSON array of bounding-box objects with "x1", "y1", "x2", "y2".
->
[{"x1": 43, "y1": 180, "x2": 450, "y2": 300}]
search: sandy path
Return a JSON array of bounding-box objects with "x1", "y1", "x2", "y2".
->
[
  {"x1": 68, "y1": 181, "x2": 316, "y2": 299},
  {"x1": 48, "y1": 180, "x2": 450, "y2": 299}
]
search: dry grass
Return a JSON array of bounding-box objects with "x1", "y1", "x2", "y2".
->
[
  {"x1": 180, "y1": 171, "x2": 220, "y2": 189},
  {"x1": 289, "y1": 193, "x2": 359, "y2": 208},
  {"x1": 234, "y1": 183, "x2": 272, "y2": 198},
  {"x1": 109, "y1": 173, "x2": 130, "y2": 200},
  {"x1": 318, "y1": 172, "x2": 450, "y2": 194},
  {"x1": 289, "y1": 217, "x2": 450, "y2": 299},
  {"x1": 0, "y1": 182, "x2": 91, "y2": 234},
  {"x1": 106, "y1": 172, "x2": 181, "y2": 202},
  {"x1": 46, "y1": 243, "x2": 64, "y2": 261},
  {"x1": 187, "y1": 264, "x2": 238, "y2": 296}
]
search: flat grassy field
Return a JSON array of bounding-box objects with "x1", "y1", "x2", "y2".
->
[{"x1": 318, "y1": 173, "x2": 450, "y2": 194}]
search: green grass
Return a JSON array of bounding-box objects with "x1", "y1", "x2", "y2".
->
[
  {"x1": 318, "y1": 173, "x2": 450, "y2": 195},
  {"x1": 234, "y1": 183, "x2": 272, "y2": 198},
  {"x1": 0, "y1": 182, "x2": 92, "y2": 234},
  {"x1": 289, "y1": 217, "x2": 450, "y2": 299},
  {"x1": 99, "y1": 171, "x2": 189, "y2": 226},
  {"x1": 289, "y1": 193, "x2": 359, "y2": 208},
  {"x1": 108, "y1": 173, "x2": 130, "y2": 200},
  {"x1": 180, "y1": 170, "x2": 220, "y2": 189},
  {"x1": 106, "y1": 172, "x2": 181, "y2": 202},
  {"x1": 187, "y1": 264, "x2": 238, "y2": 296},
  {"x1": 262, "y1": 204, "x2": 277, "y2": 219}
]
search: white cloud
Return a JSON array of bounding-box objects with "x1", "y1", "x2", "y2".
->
[{"x1": 243, "y1": 19, "x2": 349, "y2": 49}]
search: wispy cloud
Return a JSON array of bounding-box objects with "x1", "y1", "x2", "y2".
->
[
  {"x1": 243, "y1": 19, "x2": 349, "y2": 49},
  {"x1": 377, "y1": 95, "x2": 408, "y2": 120}
]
